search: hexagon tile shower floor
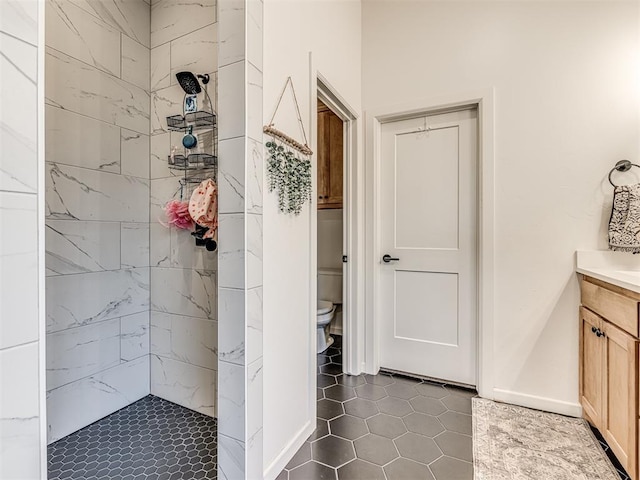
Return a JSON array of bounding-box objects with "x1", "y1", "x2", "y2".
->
[{"x1": 47, "y1": 396, "x2": 217, "y2": 479}]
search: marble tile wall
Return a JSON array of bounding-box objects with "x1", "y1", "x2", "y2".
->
[
  {"x1": 44, "y1": 0, "x2": 152, "y2": 443},
  {"x1": 0, "y1": 0, "x2": 43, "y2": 477},
  {"x1": 217, "y1": 0, "x2": 264, "y2": 478},
  {"x1": 149, "y1": 0, "x2": 219, "y2": 417}
]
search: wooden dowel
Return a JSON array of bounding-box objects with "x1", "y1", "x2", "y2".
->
[{"x1": 263, "y1": 125, "x2": 313, "y2": 156}]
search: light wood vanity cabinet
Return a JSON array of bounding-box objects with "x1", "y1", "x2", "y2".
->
[
  {"x1": 317, "y1": 101, "x2": 343, "y2": 209},
  {"x1": 580, "y1": 276, "x2": 640, "y2": 479}
]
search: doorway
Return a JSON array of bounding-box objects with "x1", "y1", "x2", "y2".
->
[
  {"x1": 366, "y1": 91, "x2": 495, "y2": 400},
  {"x1": 316, "y1": 100, "x2": 346, "y2": 355},
  {"x1": 313, "y1": 75, "x2": 360, "y2": 376},
  {"x1": 378, "y1": 107, "x2": 479, "y2": 387}
]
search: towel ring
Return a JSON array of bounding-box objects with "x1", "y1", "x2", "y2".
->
[{"x1": 608, "y1": 160, "x2": 640, "y2": 187}]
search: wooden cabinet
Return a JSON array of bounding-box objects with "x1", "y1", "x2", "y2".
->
[
  {"x1": 317, "y1": 101, "x2": 343, "y2": 209},
  {"x1": 580, "y1": 276, "x2": 640, "y2": 479},
  {"x1": 603, "y1": 322, "x2": 637, "y2": 471},
  {"x1": 580, "y1": 306, "x2": 604, "y2": 426}
]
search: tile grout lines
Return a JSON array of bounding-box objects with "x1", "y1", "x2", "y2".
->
[
  {"x1": 279, "y1": 336, "x2": 476, "y2": 480},
  {"x1": 47, "y1": 395, "x2": 217, "y2": 479}
]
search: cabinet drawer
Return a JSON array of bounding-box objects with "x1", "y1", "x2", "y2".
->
[{"x1": 581, "y1": 279, "x2": 639, "y2": 337}]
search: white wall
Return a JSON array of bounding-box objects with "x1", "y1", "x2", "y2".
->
[
  {"x1": 318, "y1": 209, "x2": 343, "y2": 270},
  {"x1": 263, "y1": 0, "x2": 362, "y2": 475},
  {"x1": 44, "y1": 0, "x2": 152, "y2": 442},
  {"x1": 149, "y1": 0, "x2": 218, "y2": 419},
  {"x1": 362, "y1": 0, "x2": 640, "y2": 413},
  {"x1": 0, "y1": 0, "x2": 44, "y2": 477}
]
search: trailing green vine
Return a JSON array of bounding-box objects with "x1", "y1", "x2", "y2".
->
[{"x1": 266, "y1": 140, "x2": 312, "y2": 215}]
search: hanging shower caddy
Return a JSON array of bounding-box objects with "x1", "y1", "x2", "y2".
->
[
  {"x1": 167, "y1": 72, "x2": 217, "y2": 183},
  {"x1": 165, "y1": 71, "x2": 218, "y2": 251}
]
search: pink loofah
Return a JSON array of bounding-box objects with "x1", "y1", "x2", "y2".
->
[{"x1": 164, "y1": 200, "x2": 193, "y2": 230}]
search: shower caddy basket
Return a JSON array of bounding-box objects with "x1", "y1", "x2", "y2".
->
[{"x1": 165, "y1": 72, "x2": 218, "y2": 250}]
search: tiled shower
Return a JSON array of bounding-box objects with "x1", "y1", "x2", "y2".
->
[
  {"x1": 0, "y1": 0, "x2": 263, "y2": 475},
  {"x1": 44, "y1": 0, "x2": 219, "y2": 469}
]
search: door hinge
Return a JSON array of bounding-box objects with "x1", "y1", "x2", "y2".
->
[{"x1": 342, "y1": 255, "x2": 348, "y2": 263}]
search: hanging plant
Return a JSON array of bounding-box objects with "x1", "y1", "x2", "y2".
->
[{"x1": 266, "y1": 140, "x2": 312, "y2": 215}]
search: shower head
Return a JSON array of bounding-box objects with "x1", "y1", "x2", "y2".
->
[{"x1": 176, "y1": 71, "x2": 202, "y2": 95}]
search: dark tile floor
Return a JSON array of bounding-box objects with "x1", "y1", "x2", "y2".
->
[
  {"x1": 278, "y1": 335, "x2": 476, "y2": 480},
  {"x1": 591, "y1": 426, "x2": 630, "y2": 480},
  {"x1": 48, "y1": 395, "x2": 217, "y2": 480}
]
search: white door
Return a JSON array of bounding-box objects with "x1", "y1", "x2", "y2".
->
[{"x1": 378, "y1": 108, "x2": 477, "y2": 386}]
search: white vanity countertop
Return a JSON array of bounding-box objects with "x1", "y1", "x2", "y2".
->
[{"x1": 577, "y1": 250, "x2": 640, "y2": 294}]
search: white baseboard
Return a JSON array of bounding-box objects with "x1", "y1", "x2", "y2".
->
[
  {"x1": 263, "y1": 420, "x2": 315, "y2": 480},
  {"x1": 492, "y1": 388, "x2": 583, "y2": 418}
]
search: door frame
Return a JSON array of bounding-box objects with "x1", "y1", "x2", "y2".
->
[
  {"x1": 365, "y1": 89, "x2": 495, "y2": 398},
  {"x1": 309, "y1": 63, "x2": 362, "y2": 377}
]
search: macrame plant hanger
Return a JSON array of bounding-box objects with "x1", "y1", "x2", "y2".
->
[
  {"x1": 263, "y1": 77, "x2": 314, "y2": 215},
  {"x1": 264, "y1": 76, "x2": 313, "y2": 157}
]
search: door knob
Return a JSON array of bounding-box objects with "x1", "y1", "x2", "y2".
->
[{"x1": 382, "y1": 254, "x2": 400, "y2": 263}]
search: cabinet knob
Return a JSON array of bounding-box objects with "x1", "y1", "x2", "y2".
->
[{"x1": 591, "y1": 326, "x2": 597, "y2": 333}]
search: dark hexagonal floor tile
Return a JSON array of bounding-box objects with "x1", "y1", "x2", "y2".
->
[
  {"x1": 285, "y1": 442, "x2": 311, "y2": 469},
  {"x1": 343, "y1": 397, "x2": 379, "y2": 419},
  {"x1": 319, "y1": 374, "x2": 338, "y2": 388},
  {"x1": 307, "y1": 418, "x2": 329, "y2": 442},
  {"x1": 321, "y1": 363, "x2": 344, "y2": 376},
  {"x1": 47, "y1": 396, "x2": 217, "y2": 480},
  {"x1": 444, "y1": 385, "x2": 477, "y2": 399},
  {"x1": 364, "y1": 373, "x2": 395, "y2": 387},
  {"x1": 325, "y1": 385, "x2": 356, "y2": 402},
  {"x1": 438, "y1": 411, "x2": 472, "y2": 435},
  {"x1": 318, "y1": 399, "x2": 345, "y2": 420},
  {"x1": 366, "y1": 414, "x2": 407, "y2": 439},
  {"x1": 326, "y1": 346, "x2": 341, "y2": 356},
  {"x1": 385, "y1": 381, "x2": 419, "y2": 400},
  {"x1": 318, "y1": 355, "x2": 332, "y2": 366},
  {"x1": 289, "y1": 460, "x2": 336, "y2": 480},
  {"x1": 353, "y1": 434, "x2": 398, "y2": 466},
  {"x1": 337, "y1": 459, "x2": 385, "y2": 480},
  {"x1": 410, "y1": 396, "x2": 447, "y2": 416},
  {"x1": 337, "y1": 375, "x2": 366, "y2": 388},
  {"x1": 429, "y1": 455, "x2": 473, "y2": 480},
  {"x1": 312, "y1": 435, "x2": 356, "y2": 468},
  {"x1": 330, "y1": 415, "x2": 368, "y2": 441},
  {"x1": 434, "y1": 431, "x2": 472, "y2": 462},
  {"x1": 355, "y1": 383, "x2": 388, "y2": 401},
  {"x1": 441, "y1": 394, "x2": 472, "y2": 415},
  {"x1": 394, "y1": 432, "x2": 442, "y2": 465},
  {"x1": 376, "y1": 396, "x2": 413, "y2": 417},
  {"x1": 403, "y1": 412, "x2": 445, "y2": 437},
  {"x1": 415, "y1": 382, "x2": 448, "y2": 399},
  {"x1": 384, "y1": 457, "x2": 435, "y2": 480}
]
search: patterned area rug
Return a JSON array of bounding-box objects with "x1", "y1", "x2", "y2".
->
[{"x1": 472, "y1": 398, "x2": 620, "y2": 480}]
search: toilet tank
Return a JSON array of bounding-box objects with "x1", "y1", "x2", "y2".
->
[{"x1": 318, "y1": 268, "x2": 343, "y2": 304}]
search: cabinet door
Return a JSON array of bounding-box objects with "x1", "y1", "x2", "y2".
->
[
  {"x1": 603, "y1": 320, "x2": 638, "y2": 476},
  {"x1": 316, "y1": 103, "x2": 343, "y2": 209},
  {"x1": 325, "y1": 112, "x2": 343, "y2": 207},
  {"x1": 580, "y1": 307, "x2": 605, "y2": 428},
  {"x1": 317, "y1": 108, "x2": 330, "y2": 203}
]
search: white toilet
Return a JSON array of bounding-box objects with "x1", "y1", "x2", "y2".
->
[{"x1": 317, "y1": 268, "x2": 342, "y2": 353}]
